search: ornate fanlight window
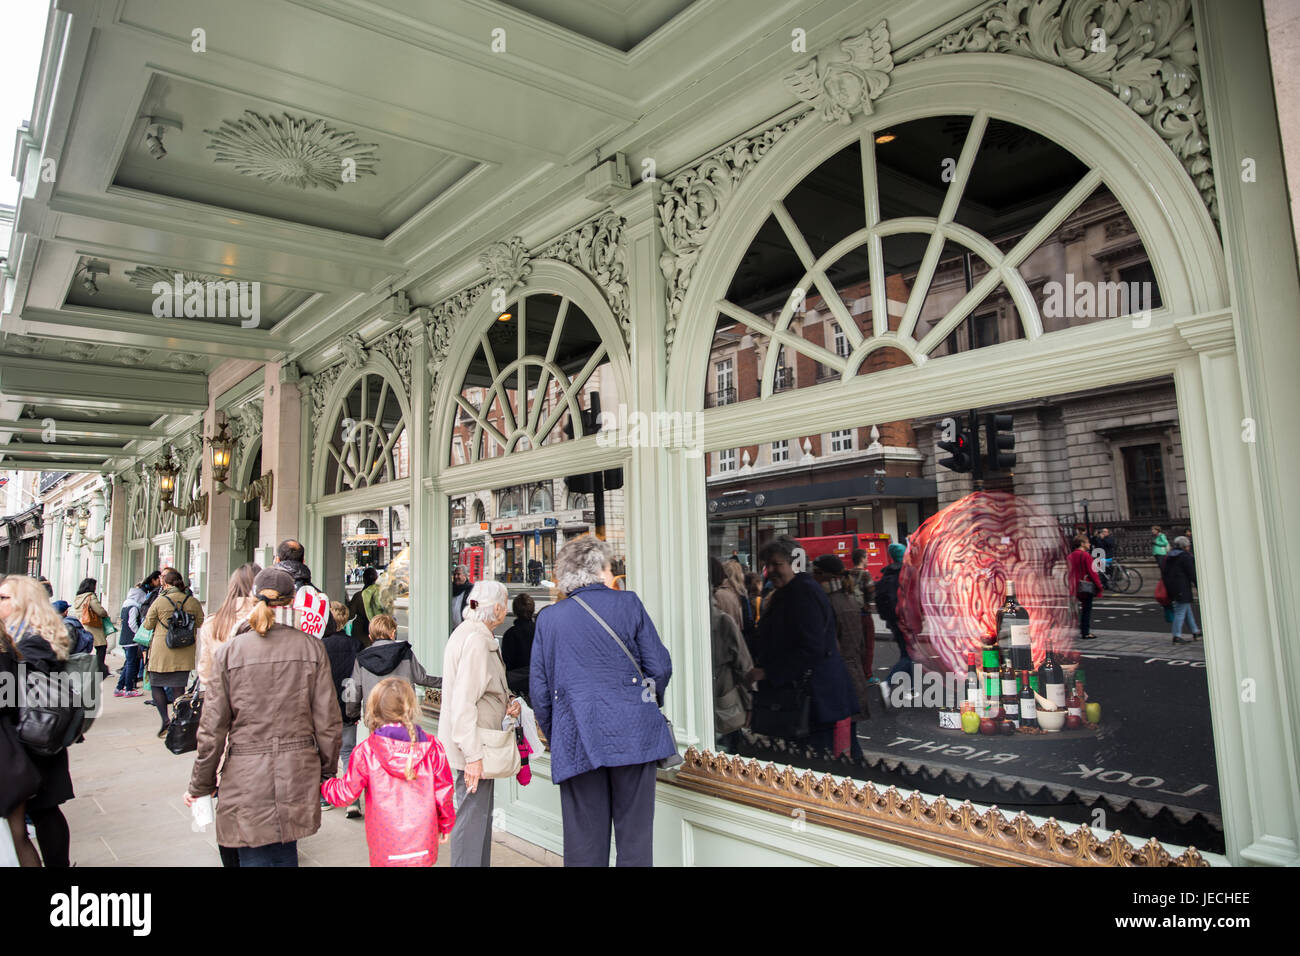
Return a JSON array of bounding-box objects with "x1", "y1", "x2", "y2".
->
[
  {"x1": 707, "y1": 114, "x2": 1159, "y2": 404},
  {"x1": 324, "y1": 372, "x2": 409, "y2": 494},
  {"x1": 448, "y1": 293, "x2": 614, "y2": 466}
]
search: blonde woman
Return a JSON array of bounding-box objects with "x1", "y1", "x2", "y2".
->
[
  {"x1": 1, "y1": 618, "x2": 42, "y2": 866},
  {"x1": 439, "y1": 579, "x2": 520, "y2": 867},
  {"x1": 0, "y1": 575, "x2": 75, "y2": 866},
  {"x1": 185, "y1": 567, "x2": 341, "y2": 867},
  {"x1": 195, "y1": 563, "x2": 260, "y2": 687}
]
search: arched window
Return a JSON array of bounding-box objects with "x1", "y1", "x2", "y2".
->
[
  {"x1": 472, "y1": 499, "x2": 486, "y2": 524},
  {"x1": 448, "y1": 292, "x2": 616, "y2": 465},
  {"x1": 356, "y1": 518, "x2": 379, "y2": 535},
  {"x1": 529, "y1": 486, "x2": 553, "y2": 513},
  {"x1": 707, "y1": 114, "x2": 1160, "y2": 405},
  {"x1": 567, "y1": 492, "x2": 589, "y2": 510},
  {"x1": 323, "y1": 372, "x2": 408, "y2": 493},
  {"x1": 498, "y1": 490, "x2": 522, "y2": 517}
]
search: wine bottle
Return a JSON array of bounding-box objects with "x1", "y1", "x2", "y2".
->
[
  {"x1": 1019, "y1": 670, "x2": 1037, "y2": 729},
  {"x1": 1067, "y1": 685, "x2": 1083, "y2": 721},
  {"x1": 1002, "y1": 579, "x2": 1032, "y2": 671},
  {"x1": 1000, "y1": 652, "x2": 1019, "y2": 726},
  {"x1": 1074, "y1": 667, "x2": 1087, "y2": 703},
  {"x1": 966, "y1": 652, "x2": 982, "y2": 713},
  {"x1": 985, "y1": 647, "x2": 1003, "y2": 718},
  {"x1": 1044, "y1": 652, "x2": 1066, "y2": 711}
]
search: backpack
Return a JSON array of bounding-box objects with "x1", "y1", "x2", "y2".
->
[
  {"x1": 64, "y1": 619, "x2": 94, "y2": 655},
  {"x1": 78, "y1": 597, "x2": 103, "y2": 629},
  {"x1": 17, "y1": 654, "x2": 94, "y2": 756},
  {"x1": 161, "y1": 594, "x2": 197, "y2": 650}
]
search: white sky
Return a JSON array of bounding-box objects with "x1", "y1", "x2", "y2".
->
[{"x1": 0, "y1": 1, "x2": 53, "y2": 208}]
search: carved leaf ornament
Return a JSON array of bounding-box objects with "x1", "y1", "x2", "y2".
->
[{"x1": 785, "y1": 21, "x2": 895, "y2": 124}]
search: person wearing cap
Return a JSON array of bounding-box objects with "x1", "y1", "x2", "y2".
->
[
  {"x1": 185, "y1": 567, "x2": 342, "y2": 867},
  {"x1": 876, "y1": 542, "x2": 911, "y2": 689},
  {"x1": 811, "y1": 554, "x2": 870, "y2": 759},
  {"x1": 273, "y1": 539, "x2": 338, "y2": 638}
]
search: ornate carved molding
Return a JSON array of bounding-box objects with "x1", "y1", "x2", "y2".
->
[
  {"x1": 785, "y1": 21, "x2": 894, "y2": 124},
  {"x1": 537, "y1": 209, "x2": 630, "y2": 345},
  {"x1": 205, "y1": 110, "x2": 380, "y2": 190},
  {"x1": 423, "y1": 282, "x2": 489, "y2": 399},
  {"x1": 917, "y1": 0, "x2": 1217, "y2": 222},
  {"x1": 479, "y1": 237, "x2": 532, "y2": 298},
  {"x1": 375, "y1": 326, "x2": 414, "y2": 383},
  {"x1": 672, "y1": 748, "x2": 1210, "y2": 867},
  {"x1": 657, "y1": 114, "x2": 808, "y2": 362},
  {"x1": 307, "y1": 363, "x2": 344, "y2": 431},
  {"x1": 339, "y1": 332, "x2": 369, "y2": 371},
  {"x1": 124, "y1": 265, "x2": 226, "y2": 291}
]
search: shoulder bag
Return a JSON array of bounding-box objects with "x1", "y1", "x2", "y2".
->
[
  {"x1": 571, "y1": 595, "x2": 682, "y2": 771},
  {"x1": 750, "y1": 670, "x2": 813, "y2": 740},
  {"x1": 165, "y1": 681, "x2": 203, "y2": 755},
  {"x1": 133, "y1": 626, "x2": 154, "y2": 648},
  {"x1": 17, "y1": 663, "x2": 86, "y2": 757}
]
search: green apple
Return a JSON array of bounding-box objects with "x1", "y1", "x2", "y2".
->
[
  {"x1": 1085, "y1": 701, "x2": 1101, "y2": 724},
  {"x1": 961, "y1": 709, "x2": 981, "y2": 734}
]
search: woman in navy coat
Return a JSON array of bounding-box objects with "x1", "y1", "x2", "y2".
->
[{"x1": 531, "y1": 535, "x2": 676, "y2": 867}]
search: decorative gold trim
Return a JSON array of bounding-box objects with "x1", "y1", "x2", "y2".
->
[{"x1": 671, "y1": 748, "x2": 1209, "y2": 867}]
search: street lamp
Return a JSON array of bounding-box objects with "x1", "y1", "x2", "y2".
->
[
  {"x1": 77, "y1": 504, "x2": 104, "y2": 546},
  {"x1": 154, "y1": 450, "x2": 208, "y2": 524},
  {"x1": 206, "y1": 417, "x2": 273, "y2": 511}
]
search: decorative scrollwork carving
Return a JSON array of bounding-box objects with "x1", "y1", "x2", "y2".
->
[
  {"x1": 479, "y1": 237, "x2": 532, "y2": 299},
  {"x1": 538, "y1": 210, "x2": 630, "y2": 346},
  {"x1": 918, "y1": 0, "x2": 1216, "y2": 222},
  {"x1": 308, "y1": 363, "x2": 344, "y2": 431},
  {"x1": 785, "y1": 21, "x2": 894, "y2": 124},
  {"x1": 672, "y1": 748, "x2": 1210, "y2": 867},
  {"x1": 375, "y1": 327, "x2": 414, "y2": 383},
  {"x1": 657, "y1": 115, "x2": 808, "y2": 362},
  {"x1": 423, "y1": 282, "x2": 489, "y2": 399}
]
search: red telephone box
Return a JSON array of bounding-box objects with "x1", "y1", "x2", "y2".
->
[{"x1": 462, "y1": 546, "x2": 484, "y2": 582}]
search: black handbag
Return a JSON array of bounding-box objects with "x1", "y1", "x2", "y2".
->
[
  {"x1": 0, "y1": 716, "x2": 41, "y2": 816},
  {"x1": 165, "y1": 684, "x2": 203, "y2": 755},
  {"x1": 751, "y1": 672, "x2": 813, "y2": 740}
]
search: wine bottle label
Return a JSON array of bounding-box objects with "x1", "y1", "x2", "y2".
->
[
  {"x1": 1048, "y1": 685, "x2": 1066, "y2": 708},
  {"x1": 1068, "y1": 705, "x2": 1082, "y2": 718},
  {"x1": 1002, "y1": 678, "x2": 1017, "y2": 697},
  {"x1": 1009, "y1": 623, "x2": 1030, "y2": 646},
  {"x1": 1021, "y1": 697, "x2": 1037, "y2": 719},
  {"x1": 1004, "y1": 700, "x2": 1019, "y2": 718}
]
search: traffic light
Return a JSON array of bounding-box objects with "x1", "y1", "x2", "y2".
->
[
  {"x1": 984, "y1": 412, "x2": 1016, "y2": 472},
  {"x1": 937, "y1": 428, "x2": 974, "y2": 473}
]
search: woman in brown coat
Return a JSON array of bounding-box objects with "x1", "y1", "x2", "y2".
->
[
  {"x1": 141, "y1": 569, "x2": 204, "y2": 737},
  {"x1": 185, "y1": 567, "x2": 341, "y2": 867}
]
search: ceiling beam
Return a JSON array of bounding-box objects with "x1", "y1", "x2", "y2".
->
[
  {"x1": 16, "y1": 306, "x2": 286, "y2": 361},
  {"x1": 0, "y1": 460, "x2": 107, "y2": 473},
  {"x1": 0, "y1": 419, "x2": 160, "y2": 439},
  {"x1": 0, "y1": 356, "x2": 207, "y2": 413},
  {"x1": 0, "y1": 444, "x2": 128, "y2": 459}
]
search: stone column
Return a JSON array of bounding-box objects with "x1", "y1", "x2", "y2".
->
[
  {"x1": 259, "y1": 362, "x2": 301, "y2": 552},
  {"x1": 40, "y1": 508, "x2": 56, "y2": 584},
  {"x1": 89, "y1": 485, "x2": 107, "y2": 591},
  {"x1": 201, "y1": 403, "x2": 235, "y2": 597},
  {"x1": 49, "y1": 508, "x2": 64, "y2": 597},
  {"x1": 106, "y1": 478, "x2": 128, "y2": 605}
]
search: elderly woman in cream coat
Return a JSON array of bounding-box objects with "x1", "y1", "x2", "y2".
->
[{"x1": 438, "y1": 580, "x2": 520, "y2": 867}]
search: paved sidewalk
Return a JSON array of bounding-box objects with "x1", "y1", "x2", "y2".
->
[{"x1": 60, "y1": 649, "x2": 556, "y2": 867}]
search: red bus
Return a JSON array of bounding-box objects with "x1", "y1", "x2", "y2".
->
[{"x1": 796, "y1": 532, "x2": 892, "y2": 580}]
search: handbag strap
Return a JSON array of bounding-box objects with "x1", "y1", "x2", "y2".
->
[{"x1": 571, "y1": 595, "x2": 647, "y2": 685}]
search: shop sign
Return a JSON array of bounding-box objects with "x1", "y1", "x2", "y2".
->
[
  {"x1": 709, "y1": 493, "x2": 760, "y2": 513},
  {"x1": 492, "y1": 520, "x2": 515, "y2": 533},
  {"x1": 543, "y1": 517, "x2": 558, "y2": 527}
]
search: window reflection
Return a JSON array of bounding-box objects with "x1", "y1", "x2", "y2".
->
[{"x1": 703, "y1": 377, "x2": 1220, "y2": 852}]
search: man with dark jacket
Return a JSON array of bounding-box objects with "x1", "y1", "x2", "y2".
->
[
  {"x1": 274, "y1": 539, "x2": 338, "y2": 638},
  {"x1": 1161, "y1": 535, "x2": 1202, "y2": 643},
  {"x1": 876, "y1": 542, "x2": 912, "y2": 692},
  {"x1": 749, "y1": 535, "x2": 858, "y2": 754}
]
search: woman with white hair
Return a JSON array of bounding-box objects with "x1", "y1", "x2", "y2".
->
[
  {"x1": 531, "y1": 536, "x2": 676, "y2": 867},
  {"x1": 438, "y1": 578, "x2": 520, "y2": 867}
]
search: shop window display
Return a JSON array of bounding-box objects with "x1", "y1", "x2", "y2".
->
[{"x1": 704, "y1": 378, "x2": 1221, "y2": 852}]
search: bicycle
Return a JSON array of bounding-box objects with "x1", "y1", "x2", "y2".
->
[{"x1": 1102, "y1": 561, "x2": 1143, "y2": 594}]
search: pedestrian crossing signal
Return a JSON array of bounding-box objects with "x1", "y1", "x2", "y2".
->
[{"x1": 937, "y1": 430, "x2": 974, "y2": 473}]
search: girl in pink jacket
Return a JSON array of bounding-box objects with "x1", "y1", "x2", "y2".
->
[{"x1": 322, "y1": 677, "x2": 455, "y2": 866}]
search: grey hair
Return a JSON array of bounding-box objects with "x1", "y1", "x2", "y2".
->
[
  {"x1": 454, "y1": 565, "x2": 469, "y2": 576},
  {"x1": 757, "y1": 534, "x2": 800, "y2": 564},
  {"x1": 462, "y1": 580, "x2": 508, "y2": 624},
  {"x1": 555, "y1": 535, "x2": 613, "y2": 594},
  {"x1": 1173, "y1": 535, "x2": 1191, "y2": 550}
]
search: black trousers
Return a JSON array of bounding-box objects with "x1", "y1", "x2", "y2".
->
[
  {"x1": 559, "y1": 761, "x2": 657, "y2": 867},
  {"x1": 28, "y1": 806, "x2": 70, "y2": 867}
]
